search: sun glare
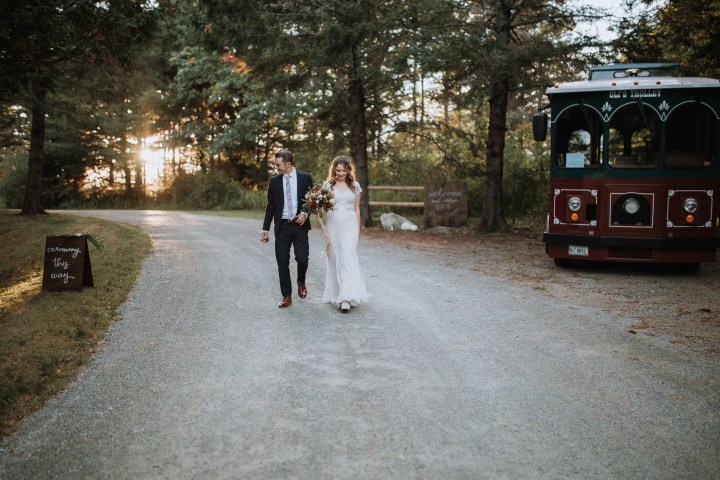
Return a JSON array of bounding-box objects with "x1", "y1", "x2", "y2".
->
[{"x1": 140, "y1": 135, "x2": 166, "y2": 187}]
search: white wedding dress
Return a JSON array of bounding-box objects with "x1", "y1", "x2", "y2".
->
[{"x1": 322, "y1": 181, "x2": 369, "y2": 307}]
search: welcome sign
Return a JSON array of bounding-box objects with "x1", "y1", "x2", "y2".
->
[{"x1": 424, "y1": 181, "x2": 468, "y2": 228}]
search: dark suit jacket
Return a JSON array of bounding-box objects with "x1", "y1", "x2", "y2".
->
[{"x1": 263, "y1": 170, "x2": 314, "y2": 235}]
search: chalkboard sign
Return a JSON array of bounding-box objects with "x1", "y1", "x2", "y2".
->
[
  {"x1": 424, "y1": 181, "x2": 468, "y2": 228},
  {"x1": 42, "y1": 236, "x2": 95, "y2": 291}
]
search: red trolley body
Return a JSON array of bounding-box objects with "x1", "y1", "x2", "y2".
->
[{"x1": 536, "y1": 64, "x2": 720, "y2": 268}]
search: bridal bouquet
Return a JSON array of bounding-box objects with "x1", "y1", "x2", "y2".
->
[
  {"x1": 303, "y1": 184, "x2": 334, "y2": 252},
  {"x1": 302, "y1": 184, "x2": 334, "y2": 216}
]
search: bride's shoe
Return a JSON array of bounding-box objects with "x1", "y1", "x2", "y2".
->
[{"x1": 340, "y1": 301, "x2": 351, "y2": 312}]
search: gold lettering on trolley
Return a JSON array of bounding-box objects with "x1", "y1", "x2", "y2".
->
[{"x1": 608, "y1": 89, "x2": 662, "y2": 99}]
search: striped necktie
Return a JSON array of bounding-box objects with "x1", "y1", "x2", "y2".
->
[{"x1": 284, "y1": 174, "x2": 293, "y2": 219}]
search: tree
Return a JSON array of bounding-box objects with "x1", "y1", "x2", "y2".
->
[
  {"x1": 162, "y1": 46, "x2": 296, "y2": 183},
  {"x1": 204, "y1": 0, "x2": 423, "y2": 227},
  {"x1": 0, "y1": 1, "x2": 159, "y2": 214},
  {"x1": 426, "y1": 0, "x2": 599, "y2": 231},
  {"x1": 612, "y1": 0, "x2": 720, "y2": 78}
]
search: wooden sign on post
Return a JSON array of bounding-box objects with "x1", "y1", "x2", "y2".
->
[{"x1": 42, "y1": 235, "x2": 95, "y2": 292}]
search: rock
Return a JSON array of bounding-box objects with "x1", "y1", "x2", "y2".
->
[{"x1": 380, "y1": 212, "x2": 418, "y2": 231}]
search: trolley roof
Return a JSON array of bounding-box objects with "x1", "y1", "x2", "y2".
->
[
  {"x1": 547, "y1": 63, "x2": 720, "y2": 95},
  {"x1": 547, "y1": 76, "x2": 720, "y2": 95}
]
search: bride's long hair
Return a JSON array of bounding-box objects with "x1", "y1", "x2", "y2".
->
[{"x1": 327, "y1": 155, "x2": 356, "y2": 192}]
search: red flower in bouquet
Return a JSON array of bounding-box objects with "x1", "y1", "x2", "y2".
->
[
  {"x1": 303, "y1": 183, "x2": 334, "y2": 252},
  {"x1": 303, "y1": 184, "x2": 334, "y2": 216}
]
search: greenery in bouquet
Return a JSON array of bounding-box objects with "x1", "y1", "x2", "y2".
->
[{"x1": 303, "y1": 184, "x2": 334, "y2": 216}]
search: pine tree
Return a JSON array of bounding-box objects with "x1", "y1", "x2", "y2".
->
[{"x1": 0, "y1": 1, "x2": 159, "y2": 214}]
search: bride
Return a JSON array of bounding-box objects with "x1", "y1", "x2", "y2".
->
[{"x1": 321, "y1": 155, "x2": 369, "y2": 312}]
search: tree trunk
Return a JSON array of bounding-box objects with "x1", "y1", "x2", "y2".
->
[
  {"x1": 478, "y1": 0, "x2": 511, "y2": 232},
  {"x1": 347, "y1": 61, "x2": 373, "y2": 227},
  {"x1": 21, "y1": 86, "x2": 48, "y2": 215},
  {"x1": 479, "y1": 83, "x2": 510, "y2": 231},
  {"x1": 134, "y1": 144, "x2": 144, "y2": 197},
  {"x1": 109, "y1": 159, "x2": 115, "y2": 185},
  {"x1": 121, "y1": 135, "x2": 134, "y2": 198},
  {"x1": 123, "y1": 165, "x2": 133, "y2": 197},
  {"x1": 135, "y1": 162, "x2": 144, "y2": 196}
]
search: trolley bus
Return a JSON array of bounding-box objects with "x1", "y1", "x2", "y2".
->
[{"x1": 534, "y1": 63, "x2": 720, "y2": 269}]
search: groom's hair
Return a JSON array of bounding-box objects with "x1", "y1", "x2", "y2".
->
[{"x1": 275, "y1": 150, "x2": 294, "y2": 165}]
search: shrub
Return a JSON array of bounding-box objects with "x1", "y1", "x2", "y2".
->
[
  {"x1": 0, "y1": 151, "x2": 28, "y2": 209},
  {"x1": 160, "y1": 171, "x2": 266, "y2": 210}
]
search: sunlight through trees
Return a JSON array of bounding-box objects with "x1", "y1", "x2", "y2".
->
[{"x1": 2, "y1": 1, "x2": 716, "y2": 227}]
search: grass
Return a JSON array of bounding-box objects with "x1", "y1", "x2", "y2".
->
[{"x1": 0, "y1": 210, "x2": 152, "y2": 439}]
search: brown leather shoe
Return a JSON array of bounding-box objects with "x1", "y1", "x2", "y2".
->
[
  {"x1": 278, "y1": 295, "x2": 292, "y2": 308},
  {"x1": 297, "y1": 282, "x2": 307, "y2": 298}
]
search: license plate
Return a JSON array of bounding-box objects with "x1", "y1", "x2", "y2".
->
[{"x1": 568, "y1": 245, "x2": 589, "y2": 256}]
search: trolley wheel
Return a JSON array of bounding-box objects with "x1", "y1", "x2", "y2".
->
[
  {"x1": 554, "y1": 258, "x2": 571, "y2": 268},
  {"x1": 677, "y1": 263, "x2": 700, "y2": 274}
]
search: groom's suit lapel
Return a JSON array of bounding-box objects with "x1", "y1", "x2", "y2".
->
[
  {"x1": 295, "y1": 171, "x2": 308, "y2": 215},
  {"x1": 272, "y1": 175, "x2": 281, "y2": 208},
  {"x1": 274, "y1": 175, "x2": 285, "y2": 219}
]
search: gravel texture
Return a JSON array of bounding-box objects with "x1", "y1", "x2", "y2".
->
[
  {"x1": 365, "y1": 227, "x2": 720, "y2": 353},
  {"x1": 1, "y1": 210, "x2": 718, "y2": 479}
]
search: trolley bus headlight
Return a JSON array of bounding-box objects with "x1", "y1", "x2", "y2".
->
[
  {"x1": 568, "y1": 197, "x2": 582, "y2": 212},
  {"x1": 623, "y1": 198, "x2": 640, "y2": 215},
  {"x1": 683, "y1": 198, "x2": 698, "y2": 214}
]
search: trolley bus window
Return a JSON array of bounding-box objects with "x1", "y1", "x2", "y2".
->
[
  {"x1": 553, "y1": 106, "x2": 603, "y2": 168},
  {"x1": 665, "y1": 103, "x2": 714, "y2": 168},
  {"x1": 608, "y1": 104, "x2": 660, "y2": 168},
  {"x1": 588, "y1": 64, "x2": 678, "y2": 80}
]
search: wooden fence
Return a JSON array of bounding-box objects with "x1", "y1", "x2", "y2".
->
[{"x1": 367, "y1": 185, "x2": 424, "y2": 208}]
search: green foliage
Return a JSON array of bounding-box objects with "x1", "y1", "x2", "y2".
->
[
  {"x1": 202, "y1": 0, "x2": 428, "y2": 226},
  {"x1": 0, "y1": 1, "x2": 161, "y2": 214},
  {"x1": 502, "y1": 125, "x2": 550, "y2": 220},
  {"x1": 1, "y1": 0, "x2": 667, "y2": 227},
  {"x1": 158, "y1": 171, "x2": 265, "y2": 210},
  {"x1": 466, "y1": 175, "x2": 485, "y2": 219},
  {"x1": 0, "y1": 151, "x2": 27, "y2": 209},
  {"x1": 0, "y1": 1, "x2": 160, "y2": 100},
  {"x1": 612, "y1": 0, "x2": 720, "y2": 78},
  {"x1": 163, "y1": 45, "x2": 298, "y2": 180},
  {"x1": 0, "y1": 105, "x2": 30, "y2": 150}
]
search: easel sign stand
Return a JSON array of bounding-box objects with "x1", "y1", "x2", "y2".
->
[{"x1": 42, "y1": 235, "x2": 95, "y2": 292}]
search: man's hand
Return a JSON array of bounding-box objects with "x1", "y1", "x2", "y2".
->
[
  {"x1": 260, "y1": 230, "x2": 269, "y2": 243},
  {"x1": 295, "y1": 212, "x2": 308, "y2": 226}
]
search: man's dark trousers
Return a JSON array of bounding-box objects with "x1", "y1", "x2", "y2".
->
[{"x1": 275, "y1": 221, "x2": 309, "y2": 297}]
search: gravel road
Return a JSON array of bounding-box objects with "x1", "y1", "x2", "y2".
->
[{"x1": 1, "y1": 210, "x2": 718, "y2": 479}]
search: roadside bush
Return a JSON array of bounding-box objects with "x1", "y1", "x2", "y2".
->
[
  {"x1": 183, "y1": 171, "x2": 228, "y2": 209},
  {"x1": 221, "y1": 185, "x2": 266, "y2": 210},
  {"x1": 58, "y1": 189, "x2": 148, "y2": 209},
  {"x1": 503, "y1": 152, "x2": 549, "y2": 221},
  {"x1": 0, "y1": 151, "x2": 27, "y2": 209},
  {"x1": 466, "y1": 176, "x2": 484, "y2": 218},
  {"x1": 159, "y1": 171, "x2": 265, "y2": 210}
]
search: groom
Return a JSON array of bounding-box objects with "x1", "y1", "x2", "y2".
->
[{"x1": 261, "y1": 150, "x2": 314, "y2": 308}]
